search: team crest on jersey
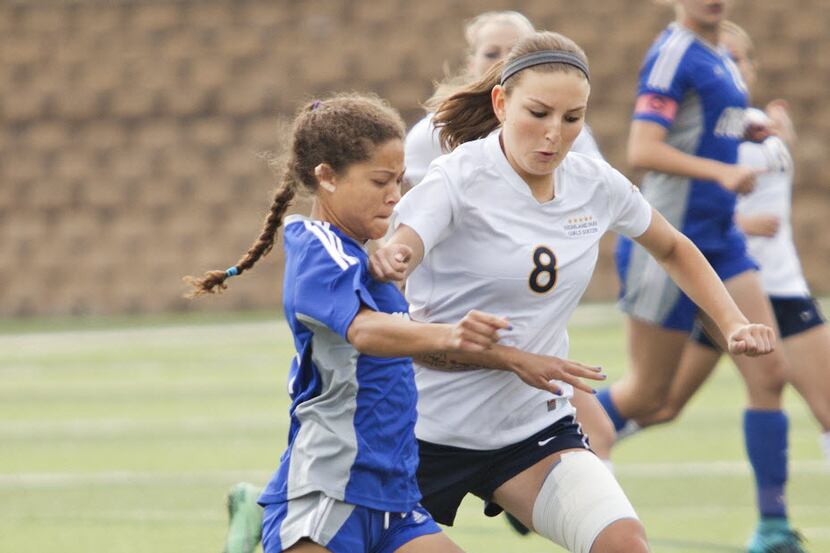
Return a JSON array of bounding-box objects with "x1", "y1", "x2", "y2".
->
[{"x1": 564, "y1": 215, "x2": 598, "y2": 237}]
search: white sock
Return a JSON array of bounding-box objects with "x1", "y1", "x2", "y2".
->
[
  {"x1": 821, "y1": 431, "x2": 830, "y2": 464},
  {"x1": 615, "y1": 419, "x2": 642, "y2": 442}
]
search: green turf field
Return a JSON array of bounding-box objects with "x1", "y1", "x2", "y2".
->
[{"x1": 2, "y1": 303, "x2": 828, "y2": 553}]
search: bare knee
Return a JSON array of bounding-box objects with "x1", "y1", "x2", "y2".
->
[
  {"x1": 649, "y1": 403, "x2": 681, "y2": 426},
  {"x1": 590, "y1": 518, "x2": 649, "y2": 553}
]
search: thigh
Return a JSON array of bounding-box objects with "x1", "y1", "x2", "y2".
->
[
  {"x1": 782, "y1": 322, "x2": 830, "y2": 429},
  {"x1": 571, "y1": 389, "x2": 615, "y2": 459},
  {"x1": 391, "y1": 531, "x2": 464, "y2": 553},
  {"x1": 490, "y1": 447, "x2": 583, "y2": 529},
  {"x1": 616, "y1": 316, "x2": 689, "y2": 411},
  {"x1": 722, "y1": 272, "x2": 788, "y2": 404},
  {"x1": 493, "y1": 450, "x2": 642, "y2": 553},
  {"x1": 285, "y1": 540, "x2": 332, "y2": 553}
]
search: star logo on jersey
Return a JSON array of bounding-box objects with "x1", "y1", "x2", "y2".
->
[{"x1": 564, "y1": 215, "x2": 598, "y2": 237}]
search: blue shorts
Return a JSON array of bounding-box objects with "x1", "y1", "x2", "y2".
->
[
  {"x1": 691, "y1": 295, "x2": 827, "y2": 349},
  {"x1": 616, "y1": 236, "x2": 758, "y2": 332},
  {"x1": 416, "y1": 415, "x2": 591, "y2": 526},
  {"x1": 261, "y1": 493, "x2": 440, "y2": 553}
]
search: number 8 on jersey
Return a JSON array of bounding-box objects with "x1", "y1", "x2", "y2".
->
[{"x1": 530, "y1": 246, "x2": 558, "y2": 294}]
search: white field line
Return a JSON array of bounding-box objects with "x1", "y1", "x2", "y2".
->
[{"x1": 1, "y1": 461, "x2": 826, "y2": 489}]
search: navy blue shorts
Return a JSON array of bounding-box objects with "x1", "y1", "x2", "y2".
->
[
  {"x1": 691, "y1": 295, "x2": 826, "y2": 349},
  {"x1": 261, "y1": 493, "x2": 440, "y2": 553},
  {"x1": 416, "y1": 415, "x2": 591, "y2": 526}
]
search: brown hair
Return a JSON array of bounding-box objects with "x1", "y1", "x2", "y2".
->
[
  {"x1": 720, "y1": 20, "x2": 754, "y2": 59},
  {"x1": 425, "y1": 11, "x2": 534, "y2": 113},
  {"x1": 184, "y1": 93, "x2": 405, "y2": 297},
  {"x1": 432, "y1": 31, "x2": 588, "y2": 151}
]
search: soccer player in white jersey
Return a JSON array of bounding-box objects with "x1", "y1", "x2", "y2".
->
[
  {"x1": 185, "y1": 93, "x2": 517, "y2": 553},
  {"x1": 370, "y1": 30, "x2": 774, "y2": 553},
  {"x1": 404, "y1": 10, "x2": 603, "y2": 189},
  {"x1": 616, "y1": 22, "x2": 829, "y2": 553}
]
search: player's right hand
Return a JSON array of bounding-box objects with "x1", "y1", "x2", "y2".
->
[
  {"x1": 719, "y1": 164, "x2": 762, "y2": 195},
  {"x1": 448, "y1": 310, "x2": 510, "y2": 352},
  {"x1": 727, "y1": 323, "x2": 775, "y2": 356},
  {"x1": 369, "y1": 243, "x2": 412, "y2": 282}
]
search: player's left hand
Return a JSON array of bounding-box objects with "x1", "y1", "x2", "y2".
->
[
  {"x1": 727, "y1": 323, "x2": 776, "y2": 356},
  {"x1": 369, "y1": 243, "x2": 412, "y2": 282}
]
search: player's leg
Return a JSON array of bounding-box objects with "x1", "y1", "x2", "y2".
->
[
  {"x1": 773, "y1": 298, "x2": 830, "y2": 451},
  {"x1": 382, "y1": 504, "x2": 457, "y2": 553},
  {"x1": 224, "y1": 482, "x2": 264, "y2": 553},
  {"x1": 284, "y1": 541, "x2": 331, "y2": 553},
  {"x1": 571, "y1": 388, "x2": 616, "y2": 462},
  {"x1": 593, "y1": 317, "x2": 688, "y2": 455},
  {"x1": 721, "y1": 273, "x2": 804, "y2": 553},
  {"x1": 492, "y1": 448, "x2": 648, "y2": 553},
  {"x1": 633, "y1": 324, "x2": 723, "y2": 430},
  {"x1": 391, "y1": 529, "x2": 464, "y2": 553}
]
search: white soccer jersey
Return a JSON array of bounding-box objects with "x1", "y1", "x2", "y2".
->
[
  {"x1": 394, "y1": 131, "x2": 652, "y2": 449},
  {"x1": 404, "y1": 113, "x2": 604, "y2": 186},
  {"x1": 736, "y1": 131, "x2": 810, "y2": 297}
]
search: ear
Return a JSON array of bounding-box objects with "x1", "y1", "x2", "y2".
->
[
  {"x1": 492, "y1": 85, "x2": 507, "y2": 123},
  {"x1": 314, "y1": 163, "x2": 336, "y2": 193}
]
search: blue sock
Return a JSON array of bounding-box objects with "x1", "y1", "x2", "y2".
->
[
  {"x1": 597, "y1": 388, "x2": 629, "y2": 432},
  {"x1": 743, "y1": 409, "x2": 789, "y2": 520}
]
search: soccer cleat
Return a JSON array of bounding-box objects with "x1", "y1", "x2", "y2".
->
[
  {"x1": 223, "y1": 482, "x2": 264, "y2": 553},
  {"x1": 747, "y1": 518, "x2": 807, "y2": 553}
]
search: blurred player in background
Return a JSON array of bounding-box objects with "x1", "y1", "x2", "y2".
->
[
  {"x1": 614, "y1": 20, "x2": 829, "y2": 553},
  {"x1": 596, "y1": 1, "x2": 810, "y2": 550},
  {"x1": 186, "y1": 93, "x2": 516, "y2": 553},
  {"x1": 371, "y1": 29, "x2": 774, "y2": 553}
]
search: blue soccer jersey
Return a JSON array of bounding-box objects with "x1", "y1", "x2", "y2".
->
[
  {"x1": 615, "y1": 23, "x2": 758, "y2": 332},
  {"x1": 629, "y1": 22, "x2": 748, "y2": 252},
  {"x1": 258, "y1": 214, "x2": 421, "y2": 513}
]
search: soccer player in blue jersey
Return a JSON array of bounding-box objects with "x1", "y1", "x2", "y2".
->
[
  {"x1": 185, "y1": 93, "x2": 513, "y2": 553},
  {"x1": 594, "y1": 2, "x2": 809, "y2": 551}
]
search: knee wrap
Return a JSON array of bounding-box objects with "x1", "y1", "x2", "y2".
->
[{"x1": 531, "y1": 451, "x2": 638, "y2": 553}]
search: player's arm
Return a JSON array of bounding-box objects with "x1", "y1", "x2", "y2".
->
[
  {"x1": 628, "y1": 119, "x2": 758, "y2": 194},
  {"x1": 347, "y1": 308, "x2": 507, "y2": 357},
  {"x1": 369, "y1": 224, "x2": 425, "y2": 282},
  {"x1": 633, "y1": 207, "x2": 775, "y2": 356},
  {"x1": 414, "y1": 346, "x2": 606, "y2": 396}
]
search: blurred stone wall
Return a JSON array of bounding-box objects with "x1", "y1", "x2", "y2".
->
[{"x1": 2, "y1": 0, "x2": 828, "y2": 316}]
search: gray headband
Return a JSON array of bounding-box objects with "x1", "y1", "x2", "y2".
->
[{"x1": 500, "y1": 51, "x2": 590, "y2": 85}]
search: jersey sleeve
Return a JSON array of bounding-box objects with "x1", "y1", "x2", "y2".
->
[
  {"x1": 606, "y1": 167, "x2": 653, "y2": 238},
  {"x1": 632, "y1": 41, "x2": 692, "y2": 128},
  {"x1": 293, "y1": 241, "x2": 378, "y2": 340},
  {"x1": 393, "y1": 165, "x2": 456, "y2": 256}
]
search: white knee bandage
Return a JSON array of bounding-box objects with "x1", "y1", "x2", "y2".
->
[{"x1": 531, "y1": 451, "x2": 639, "y2": 553}]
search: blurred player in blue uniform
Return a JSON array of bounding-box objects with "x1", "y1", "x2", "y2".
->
[
  {"x1": 613, "y1": 20, "x2": 828, "y2": 553},
  {"x1": 185, "y1": 93, "x2": 510, "y2": 553},
  {"x1": 596, "y1": 2, "x2": 808, "y2": 551}
]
